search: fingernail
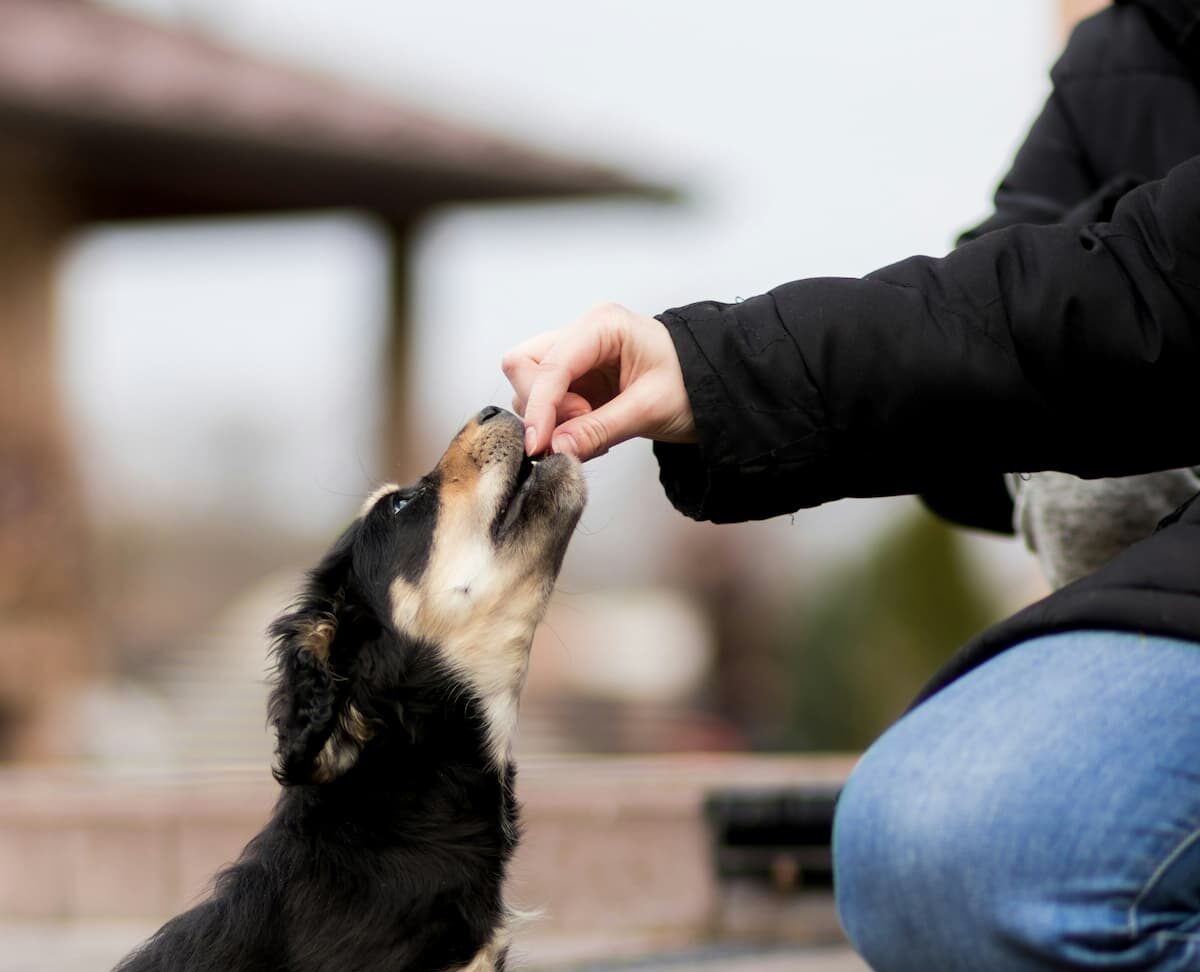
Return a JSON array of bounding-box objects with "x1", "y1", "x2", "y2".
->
[
  {"x1": 524, "y1": 426, "x2": 537, "y2": 455},
  {"x1": 552, "y1": 432, "x2": 578, "y2": 457}
]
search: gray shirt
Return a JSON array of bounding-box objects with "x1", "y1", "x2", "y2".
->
[{"x1": 1009, "y1": 469, "x2": 1200, "y2": 590}]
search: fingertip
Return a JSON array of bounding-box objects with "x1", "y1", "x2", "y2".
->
[{"x1": 522, "y1": 401, "x2": 549, "y2": 453}]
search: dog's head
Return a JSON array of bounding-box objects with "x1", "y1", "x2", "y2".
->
[{"x1": 268, "y1": 406, "x2": 585, "y2": 784}]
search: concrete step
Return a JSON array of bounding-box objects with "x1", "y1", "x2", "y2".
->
[{"x1": 139, "y1": 574, "x2": 291, "y2": 768}]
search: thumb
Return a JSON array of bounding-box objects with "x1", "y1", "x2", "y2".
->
[{"x1": 551, "y1": 389, "x2": 648, "y2": 462}]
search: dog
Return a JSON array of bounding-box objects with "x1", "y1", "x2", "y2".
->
[{"x1": 114, "y1": 406, "x2": 585, "y2": 972}]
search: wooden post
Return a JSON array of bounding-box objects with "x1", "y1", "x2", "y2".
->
[
  {"x1": 0, "y1": 149, "x2": 95, "y2": 758},
  {"x1": 381, "y1": 220, "x2": 420, "y2": 485}
]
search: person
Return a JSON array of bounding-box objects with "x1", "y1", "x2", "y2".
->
[{"x1": 502, "y1": 3, "x2": 1200, "y2": 971}]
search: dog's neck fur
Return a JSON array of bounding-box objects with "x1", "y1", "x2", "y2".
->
[
  {"x1": 386, "y1": 565, "x2": 543, "y2": 774},
  {"x1": 287, "y1": 649, "x2": 521, "y2": 835}
]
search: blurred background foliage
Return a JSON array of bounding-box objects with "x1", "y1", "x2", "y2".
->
[{"x1": 764, "y1": 511, "x2": 1001, "y2": 750}]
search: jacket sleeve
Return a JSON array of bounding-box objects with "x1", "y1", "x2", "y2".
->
[
  {"x1": 653, "y1": 153, "x2": 1200, "y2": 523},
  {"x1": 918, "y1": 11, "x2": 1126, "y2": 532},
  {"x1": 918, "y1": 173, "x2": 1143, "y2": 533},
  {"x1": 911, "y1": 95, "x2": 1078, "y2": 533}
]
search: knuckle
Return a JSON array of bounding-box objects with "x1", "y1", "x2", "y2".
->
[
  {"x1": 579, "y1": 415, "x2": 609, "y2": 451},
  {"x1": 589, "y1": 300, "x2": 626, "y2": 320}
]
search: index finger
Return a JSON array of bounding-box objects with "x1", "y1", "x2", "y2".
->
[
  {"x1": 502, "y1": 330, "x2": 557, "y2": 412},
  {"x1": 522, "y1": 323, "x2": 607, "y2": 456}
]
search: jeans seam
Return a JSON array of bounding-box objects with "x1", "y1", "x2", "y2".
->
[{"x1": 1129, "y1": 824, "x2": 1200, "y2": 940}]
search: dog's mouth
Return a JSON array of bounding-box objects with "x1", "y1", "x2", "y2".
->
[
  {"x1": 494, "y1": 451, "x2": 546, "y2": 539},
  {"x1": 449, "y1": 407, "x2": 582, "y2": 546}
]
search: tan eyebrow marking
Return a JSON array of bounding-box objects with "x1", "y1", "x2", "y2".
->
[{"x1": 359, "y1": 483, "x2": 400, "y2": 519}]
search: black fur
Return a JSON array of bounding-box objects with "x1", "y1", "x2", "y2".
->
[{"x1": 115, "y1": 477, "x2": 518, "y2": 972}]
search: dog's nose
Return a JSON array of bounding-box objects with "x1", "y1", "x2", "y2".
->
[{"x1": 477, "y1": 405, "x2": 505, "y2": 424}]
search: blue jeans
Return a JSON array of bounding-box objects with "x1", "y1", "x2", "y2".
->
[{"x1": 834, "y1": 631, "x2": 1200, "y2": 971}]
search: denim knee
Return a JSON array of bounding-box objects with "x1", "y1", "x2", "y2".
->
[
  {"x1": 835, "y1": 743, "x2": 1200, "y2": 972},
  {"x1": 833, "y1": 633, "x2": 1200, "y2": 972},
  {"x1": 833, "y1": 740, "x2": 978, "y2": 972},
  {"x1": 833, "y1": 733, "x2": 1073, "y2": 972}
]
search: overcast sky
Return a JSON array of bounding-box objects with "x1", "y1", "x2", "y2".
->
[{"x1": 65, "y1": 0, "x2": 1055, "y2": 582}]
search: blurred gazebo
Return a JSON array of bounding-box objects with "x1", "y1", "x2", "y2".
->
[{"x1": 0, "y1": 0, "x2": 662, "y2": 757}]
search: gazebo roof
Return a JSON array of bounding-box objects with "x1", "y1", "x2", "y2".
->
[{"x1": 0, "y1": 0, "x2": 666, "y2": 221}]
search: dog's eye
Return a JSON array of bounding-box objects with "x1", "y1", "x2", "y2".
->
[{"x1": 391, "y1": 493, "x2": 411, "y2": 515}]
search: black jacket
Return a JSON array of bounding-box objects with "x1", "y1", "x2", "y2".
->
[
  {"x1": 925, "y1": 0, "x2": 1200, "y2": 532},
  {"x1": 653, "y1": 0, "x2": 1200, "y2": 696}
]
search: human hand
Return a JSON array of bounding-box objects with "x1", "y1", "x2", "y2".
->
[{"x1": 502, "y1": 303, "x2": 697, "y2": 461}]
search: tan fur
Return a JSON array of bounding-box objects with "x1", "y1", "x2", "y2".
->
[
  {"x1": 386, "y1": 462, "x2": 549, "y2": 770},
  {"x1": 452, "y1": 927, "x2": 511, "y2": 972},
  {"x1": 359, "y1": 483, "x2": 400, "y2": 519},
  {"x1": 301, "y1": 617, "x2": 337, "y2": 662},
  {"x1": 311, "y1": 703, "x2": 375, "y2": 783},
  {"x1": 384, "y1": 414, "x2": 582, "y2": 769}
]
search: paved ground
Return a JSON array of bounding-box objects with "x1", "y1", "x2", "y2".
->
[
  {"x1": 0, "y1": 923, "x2": 869, "y2": 972},
  {"x1": 537, "y1": 944, "x2": 869, "y2": 971}
]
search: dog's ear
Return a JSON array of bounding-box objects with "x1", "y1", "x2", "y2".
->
[
  {"x1": 269, "y1": 610, "x2": 337, "y2": 784},
  {"x1": 268, "y1": 542, "x2": 376, "y2": 784}
]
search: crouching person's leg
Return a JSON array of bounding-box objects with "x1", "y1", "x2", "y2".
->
[{"x1": 833, "y1": 631, "x2": 1200, "y2": 972}]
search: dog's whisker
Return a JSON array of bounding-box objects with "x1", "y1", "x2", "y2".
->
[
  {"x1": 570, "y1": 513, "x2": 612, "y2": 536},
  {"x1": 547, "y1": 583, "x2": 597, "y2": 598},
  {"x1": 534, "y1": 618, "x2": 570, "y2": 654}
]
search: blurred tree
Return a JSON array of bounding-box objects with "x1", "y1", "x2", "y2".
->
[{"x1": 765, "y1": 508, "x2": 1002, "y2": 751}]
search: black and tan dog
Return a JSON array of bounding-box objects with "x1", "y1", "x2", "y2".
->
[{"x1": 115, "y1": 406, "x2": 585, "y2": 972}]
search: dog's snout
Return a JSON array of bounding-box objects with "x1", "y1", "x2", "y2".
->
[
  {"x1": 440, "y1": 407, "x2": 524, "y2": 482},
  {"x1": 472, "y1": 405, "x2": 523, "y2": 438}
]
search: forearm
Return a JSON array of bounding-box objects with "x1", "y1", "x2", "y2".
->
[{"x1": 657, "y1": 155, "x2": 1200, "y2": 522}]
